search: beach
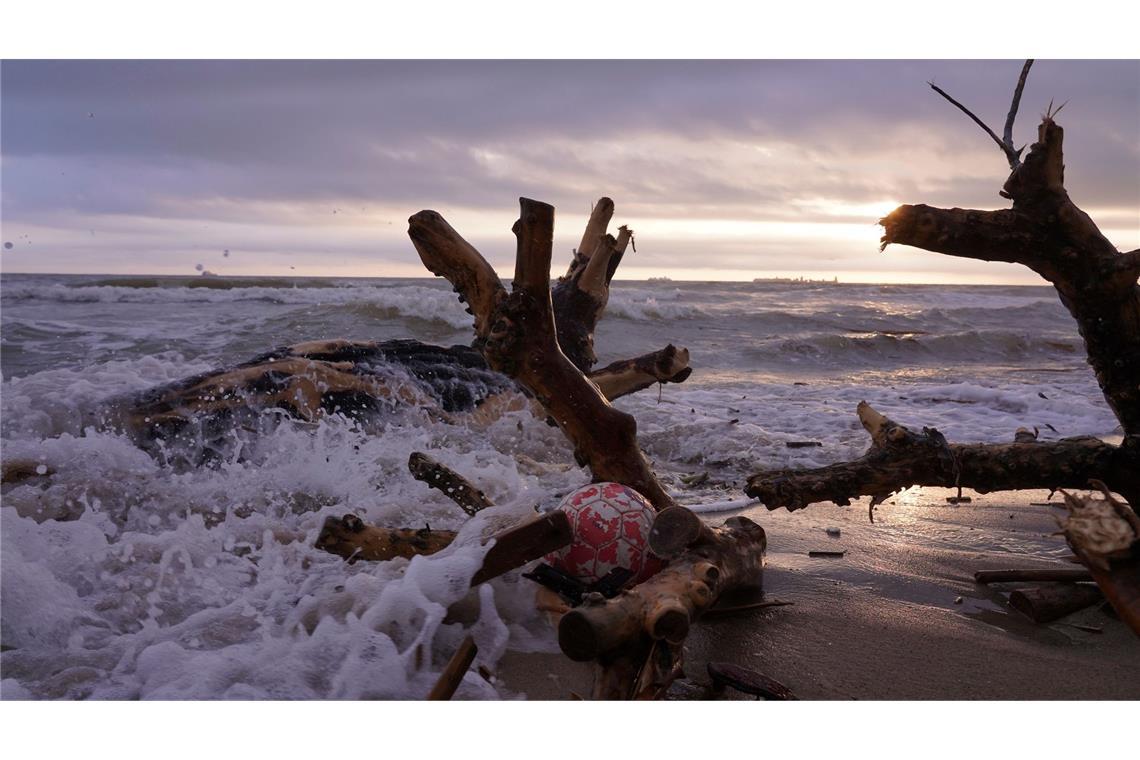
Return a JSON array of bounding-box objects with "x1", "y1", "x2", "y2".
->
[{"x1": 2, "y1": 274, "x2": 1135, "y2": 699}]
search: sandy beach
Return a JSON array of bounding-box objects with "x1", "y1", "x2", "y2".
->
[{"x1": 497, "y1": 487, "x2": 1140, "y2": 700}]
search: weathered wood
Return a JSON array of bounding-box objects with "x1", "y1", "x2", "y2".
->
[
  {"x1": 408, "y1": 198, "x2": 677, "y2": 511},
  {"x1": 708, "y1": 662, "x2": 797, "y2": 700},
  {"x1": 975, "y1": 568, "x2": 1094, "y2": 584},
  {"x1": 470, "y1": 511, "x2": 572, "y2": 586},
  {"x1": 408, "y1": 451, "x2": 493, "y2": 517},
  {"x1": 648, "y1": 505, "x2": 716, "y2": 559},
  {"x1": 315, "y1": 514, "x2": 455, "y2": 563},
  {"x1": 315, "y1": 511, "x2": 572, "y2": 585},
  {"x1": 427, "y1": 635, "x2": 478, "y2": 700},
  {"x1": 587, "y1": 344, "x2": 692, "y2": 401},
  {"x1": 882, "y1": 69, "x2": 1140, "y2": 435},
  {"x1": 558, "y1": 513, "x2": 766, "y2": 661},
  {"x1": 1008, "y1": 584, "x2": 1104, "y2": 623},
  {"x1": 553, "y1": 197, "x2": 631, "y2": 372},
  {"x1": 746, "y1": 402, "x2": 1140, "y2": 511},
  {"x1": 1059, "y1": 488, "x2": 1140, "y2": 635}
]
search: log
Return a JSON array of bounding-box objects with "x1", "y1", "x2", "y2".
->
[
  {"x1": 1059, "y1": 488, "x2": 1140, "y2": 635},
  {"x1": 974, "y1": 568, "x2": 1094, "y2": 584},
  {"x1": 881, "y1": 66, "x2": 1140, "y2": 436},
  {"x1": 427, "y1": 635, "x2": 478, "y2": 700},
  {"x1": 1008, "y1": 584, "x2": 1104, "y2": 623},
  {"x1": 408, "y1": 198, "x2": 677, "y2": 511},
  {"x1": 408, "y1": 451, "x2": 493, "y2": 517},
  {"x1": 558, "y1": 514, "x2": 766, "y2": 661},
  {"x1": 314, "y1": 510, "x2": 572, "y2": 586},
  {"x1": 745, "y1": 402, "x2": 1140, "y2": 511}
]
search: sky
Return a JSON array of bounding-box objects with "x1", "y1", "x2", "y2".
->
[{"x1": 1, "y1": 59, "x2": 1137, "y2": 284}]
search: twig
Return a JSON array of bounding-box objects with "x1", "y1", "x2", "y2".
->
[
  {"x1": 1003, "y1": 59, "x2": 1034, "y2": 159},
  {"x1": 427, "y1": 635, "x2": 478, "y2": 700}
]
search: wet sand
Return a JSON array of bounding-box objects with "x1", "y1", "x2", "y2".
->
[{"x1": 496, "y1": 487, "x2": 1140, "y2": 699}]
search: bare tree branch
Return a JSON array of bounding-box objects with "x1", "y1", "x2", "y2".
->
[
  {"x1": 929, "y1": 59, "x2": 1034, "y2": 172},
  {"x1": 1003, "y1": 59, "x2": 1034, "y2": 159}
]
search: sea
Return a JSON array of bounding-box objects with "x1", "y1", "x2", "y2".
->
[{"x1": 0, "y1": 273, "x2": 1122, "y2": 699}]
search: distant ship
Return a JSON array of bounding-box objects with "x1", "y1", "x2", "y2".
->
[
  {"x1": 647, "y1": 276, "x2": 673, "y2": 283},
  {"x1": 753, "y1": 276, "x2": 839, "y2": 285}
]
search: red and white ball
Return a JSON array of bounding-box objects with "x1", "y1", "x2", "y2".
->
[{"x1": 545, "y1": 482, "x2": 663, "y2": 584}]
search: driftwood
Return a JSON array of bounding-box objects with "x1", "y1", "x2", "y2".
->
[
  {"x1": 408, "y1": 451, "x2": 493, "y2": 517},
  {"x1": 315, "y1": 514, "x2": 455, "y2": 563},
  {"x1": 427, "y1": 635, "x2": 478, "y2": 700},
  {"x1": 891, "y1": 61, "x2": 1140, "y2": 434},
  {"x1": 557, "y1": 512, "x2": 766, "y2": 698},
  {"x1": 974, "y1": 568, "x2": 1094, "y2": 584},
  {"x1": 746, "y1": 402, "x2": 1140, "y2": 511},
  {"x1": 748, "y1": 63, "x2": 1140, "y2": 515},
  {"x1": 552, "y1": 197, "x2": 631, "y2": 372},
  {"x1": 314, "y1": 510, "x2": 572, "y2": 585},
  {"x1": 408, "y1": 198, "x2": 677, "y2": 511},
  {"x1": 1059, "y1": 487, "x2": 1140, "y2": 635},
  {"x1": 122, "y1": 336, "x2": 690, "y2": 451},
  {"x1": 1008, "y1": 583, "x2": 1104, "y2": 623}
]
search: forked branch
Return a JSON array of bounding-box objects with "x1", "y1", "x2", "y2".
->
[
  {"x1": 409, "y1": 198, "x2": 677, "y2": 510},
  {"x1": 928, "y1": 59, "x2": 1033, "y2": 171}
]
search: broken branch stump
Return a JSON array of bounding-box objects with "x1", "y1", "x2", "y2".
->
[{"x1": 408, "y1": 451, "x2": 493, "y2": 516}]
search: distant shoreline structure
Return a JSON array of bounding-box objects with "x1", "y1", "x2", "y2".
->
[{"x1": 752, "y1": 275, "x2": 839, "y2": 285}]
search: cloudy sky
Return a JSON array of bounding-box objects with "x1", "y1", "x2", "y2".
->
[{"x1": 2, "y1": 59, "x2": 1137, "y2": 283}]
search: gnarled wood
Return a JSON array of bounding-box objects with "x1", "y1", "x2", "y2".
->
[
  {"x1": 558, "y1": 514, "x2": 766, "y2": 662},
  {"x1": 745, "y1": 402, "x2": 1140, "y2": 511},
  {"x1": 1060, "y1": 487, "x2": 1140, "y2": 635},
  {"x1": 408, "y1": 198, "x2": 677, "y2": 511},
  {"x1": 553, "y1": 197, "x2": 632, "y2": 372},
  {"x1": 882, "y1": 83, "x2": 1140, "y2": 434}
]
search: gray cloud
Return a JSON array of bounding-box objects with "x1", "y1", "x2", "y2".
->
[{"x1": 2, "y1": 60, "x2": 1137, "y2": 281}]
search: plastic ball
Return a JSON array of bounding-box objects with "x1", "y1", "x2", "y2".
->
[{"x1": 545, "y1": 482, "x2": 663, "y2": 585}]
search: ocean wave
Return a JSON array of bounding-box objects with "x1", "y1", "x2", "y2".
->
[
  {"x1": 1, "y1": 283, "x2": 474, "y2": 329},
  {"x1": 762, "y1": 329, "x2": 1081, "y2": 366}
]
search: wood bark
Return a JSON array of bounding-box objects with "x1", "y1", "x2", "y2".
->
[
  {"x1": 745, "y1": 402, "x2": 1140, "y2": 511},
  {"x1": 408, "y1": 198, "x2": 677, "y2": 511},
  {"x1": 1059, "y1": 487, "x2": 1140, "y2": 635}
]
